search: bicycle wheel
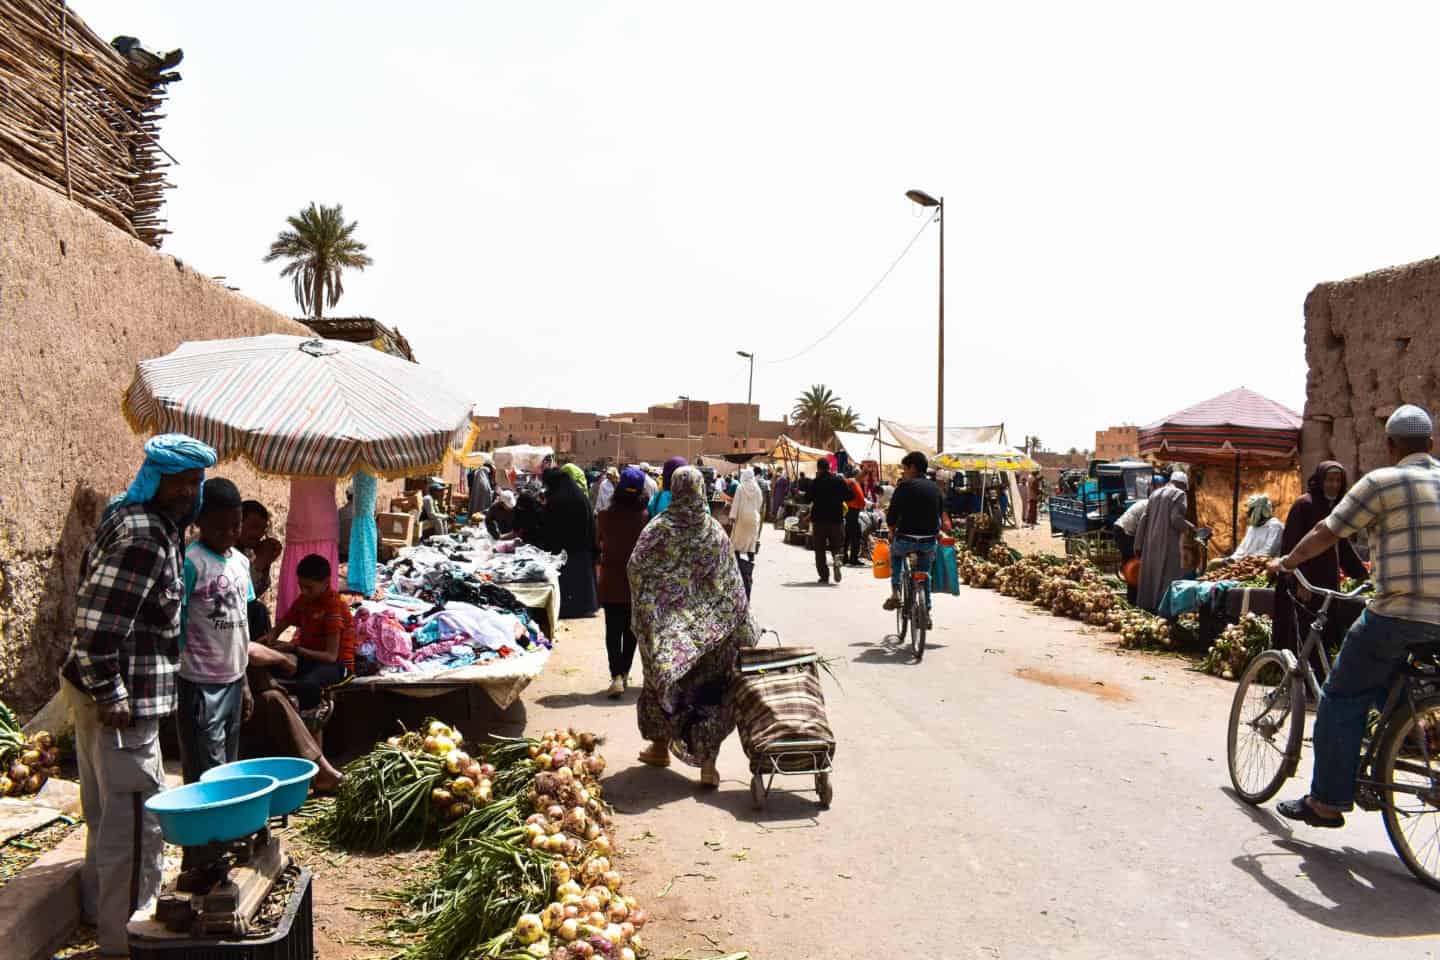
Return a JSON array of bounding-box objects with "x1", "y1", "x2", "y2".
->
[
  {"x1": 910, "y1": 583, "x2": 927, "y2": 661},
  {"x1": 1227, "y1": 650, "x2": 1304, "y2": 803},
  {"x1": 1378, "y1": 696, "x2": 1440, "y2": 890},
  {"x1": 896, "y1": 581, "x2": 909, "y2": 643}
]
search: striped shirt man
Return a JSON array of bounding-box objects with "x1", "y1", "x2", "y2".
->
[{"x1": 1324, "y1": 452, "x2": 1440, "y2": 624}]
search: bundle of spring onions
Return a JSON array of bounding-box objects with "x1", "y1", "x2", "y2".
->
[{"x1": 384, "y1": 727, "x2": 651, "y2": 960}]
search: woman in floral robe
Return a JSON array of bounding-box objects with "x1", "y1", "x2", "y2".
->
[{"x1": 629, "y1": 466, "x2": 756, "y2": 786}]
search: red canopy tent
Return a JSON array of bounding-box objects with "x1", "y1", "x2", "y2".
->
[{"x1": 1138, "y1": 387, "x2": 1302, "y2": 552}]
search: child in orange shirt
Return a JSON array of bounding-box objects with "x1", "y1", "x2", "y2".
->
[{"x1": 257, "y1": 554, "x2": 354, "y2": 709}]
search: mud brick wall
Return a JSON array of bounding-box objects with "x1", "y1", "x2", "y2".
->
[
  {"x1": 0, "y1": 163, "x2": 308, "y2": 714},
  {"x1": 1303, "y1": 257, "x2": 1440, "y2": 481}
]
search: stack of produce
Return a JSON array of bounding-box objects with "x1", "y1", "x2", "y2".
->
[
  {"x1": 987, "y1": 544, "x2": 1019, "y2": 567},
  {"x1": 1201, "y1": 613, "x2": 1273, "y2": 679},
  {"x1": 0, "y1": 701, "x2": 59, "y2": 797},
  {"x1": 328, "y1": 724, "x2": 652, "y2": 960},
  {"x1": 1200, "y1": 555, "x2": 1271, "y2": 585}
]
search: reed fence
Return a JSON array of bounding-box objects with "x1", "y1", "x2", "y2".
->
[{"x1": 0, "y1": 0, "x2": 176, "y2": 246}]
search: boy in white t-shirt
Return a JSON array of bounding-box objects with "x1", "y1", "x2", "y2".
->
[{"x1": 178, "y1": 478, "x2": 254, "y2": 787}]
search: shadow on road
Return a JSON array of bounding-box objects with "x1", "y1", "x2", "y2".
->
[
  {"x1": 534, "y1": 690, "x2": 638, "y2": 710},
  {"x1": 849, "y1": 637, "x2": 946, "y2": 664},
  {"x1": 780, "y1": 580, "x2": 839, "y2": 588},
  {"x1": 603, "y1": 761, "x2": 825, "y2": 827},
  {"x1": 1223, "y1": 787, "x2": 1440, "y2": 937}
]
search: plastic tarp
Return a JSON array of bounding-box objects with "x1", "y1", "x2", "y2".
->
[
  {"x1": 769, "y1": 435, "x2": 831, "y2": 462},
  {"x1": 934, "y1": 443, "x2": 1039, "y2": 472},
  {"x1": 833, "y1": 430, "x2": 882, "y2": 463},
  {"x1": 491, "y1": 444, "x2": 553, "y2": 476},
  {"x1": 877, "y1": 421, "x2": 1005, "y2": 457}
]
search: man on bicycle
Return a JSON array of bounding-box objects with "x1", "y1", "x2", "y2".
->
[
  {"x1": 1270, "y1": 404, "x2": 1440, "y2": 828},
  {"x1": 882, "y1": 451, "x2": 944, "y2": 622}
]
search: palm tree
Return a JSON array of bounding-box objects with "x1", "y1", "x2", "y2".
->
[
  {"x1": 264, "y1": 203, "x2": 373, "y2": 319},
  {"x1": 790, "y1": 386, "x2": 862, "y2": 447}
]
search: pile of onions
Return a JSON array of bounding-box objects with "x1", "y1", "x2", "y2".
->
[
  {"x1": 510, "y1": 728, "x2": 649, "y2": 960},
  {"x1": 398, "y1": 721, "x2": 497, "y2": 821},
  {"x1": 0, "y1": 729, "x2": 59, "y2": 797}
]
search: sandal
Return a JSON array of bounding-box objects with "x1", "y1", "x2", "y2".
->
[
  {"x1": 637, "y1": 745, "x2": 671, "y2": 767},
  {"x1": 1277, "y1": 796, "x2": 1345, "y2": 829}
]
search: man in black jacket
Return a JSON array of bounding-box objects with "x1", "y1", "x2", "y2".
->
[
  {"x1": 807, "y1": 459, "x2": 849, "y2": 584},
  {"x1": 884, "y1": 451, "x2": 944, "y2": 617}
]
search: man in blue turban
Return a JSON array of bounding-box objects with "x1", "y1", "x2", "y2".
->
[{"x1": 60, "y1": 433, "x2": 216, "y2": 955}]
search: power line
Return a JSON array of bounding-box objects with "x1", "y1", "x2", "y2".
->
[{"x1": 765, "y1": 212, "x2": 937, "y2": 366}]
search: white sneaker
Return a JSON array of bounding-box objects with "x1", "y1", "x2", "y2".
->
[{"x1": 606, "y1": 676, "x2": 624, "y2": 698}]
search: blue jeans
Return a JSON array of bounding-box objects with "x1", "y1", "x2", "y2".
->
[
  {"x1": 890, "y1": 539, "x2": 934, "y2": 610},
  {"x1": 1311, "y1": 609, "x2": 1440, "y2": 810}
]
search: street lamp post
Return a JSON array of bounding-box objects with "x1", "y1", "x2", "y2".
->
[
  {"x1": 905, "y1": 189, "x2": 944, "y2": 449},
  {"x1": 736, "y1": 350, "x2": 754, "y2": 450}
]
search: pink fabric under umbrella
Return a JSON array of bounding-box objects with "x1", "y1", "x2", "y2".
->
[{"x1": 276, "y1": 477, "x2": 339, "y2": 619}]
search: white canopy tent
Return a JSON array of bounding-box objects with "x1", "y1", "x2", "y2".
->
[{"x1": 876, "y1": 421, "x2": 1005, "y2": 457}]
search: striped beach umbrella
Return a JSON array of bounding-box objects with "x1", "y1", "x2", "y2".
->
[
  {"x1": 1138, "y1": 387, "x2": 1301, "y2": 464},
  {"x1": 122, "y1": 334, "x2": 471, "y2": 478}
]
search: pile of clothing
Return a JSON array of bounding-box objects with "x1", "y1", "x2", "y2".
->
[{"x1": 354, "y1": 527, "x2": 565, "y2": 677}]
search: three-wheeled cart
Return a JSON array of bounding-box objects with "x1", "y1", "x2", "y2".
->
[{"x1": 729, "y1": 638, "x2": 836, "y2": 810}]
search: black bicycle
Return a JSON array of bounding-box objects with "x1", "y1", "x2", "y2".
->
[
  {"x1": 892, "y1": 534, "x2": 935, "y2": 661},
  {"x1": 1226, "y1": 568, "x2": 1440, "y2": 889}
]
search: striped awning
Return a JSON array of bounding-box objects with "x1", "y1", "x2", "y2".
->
[
  {"x1": 122, "y1": 335, "x2": 472, "y2": 478},
  {"x1": 1138, "y1": 387, "x2": 1301, "y2": 465}
]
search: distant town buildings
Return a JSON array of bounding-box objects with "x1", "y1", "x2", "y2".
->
[
  {"x1": 1094, "y1": 425, "x2": 1140, "y2": 462},
  {"x1": 468, "y1": 399, "x2": 790, "y2": 464}
]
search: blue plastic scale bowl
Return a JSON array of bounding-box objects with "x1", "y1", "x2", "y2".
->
[
  {"x1": 145, "y1": 776, "x2": 278, "y2": 846},
  {"x1": 200, "y1": 757, "x2": 319, "y2": 817}
]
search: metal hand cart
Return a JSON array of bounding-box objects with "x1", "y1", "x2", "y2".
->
[{"x1": 730, "y1": 631, "x2": 836, "y2": 810}]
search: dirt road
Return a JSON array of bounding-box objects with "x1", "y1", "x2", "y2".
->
[{"x1": 521, "y1": 534, "x2": 1440, "y2": 959}]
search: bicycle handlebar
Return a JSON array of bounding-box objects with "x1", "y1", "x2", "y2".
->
[{"x1": 1290, "y1": 566, "x2": 1373, "y2": 602}]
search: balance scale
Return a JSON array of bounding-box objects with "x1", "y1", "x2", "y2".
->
[{"x1": 129, "y1": 826, "x2": 291, "y2": 941}]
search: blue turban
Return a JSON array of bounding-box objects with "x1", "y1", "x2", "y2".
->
[
  {"x1": 106, "y1": 433, "x2": 218, "y2": 520},
  {"x1": 618, "y1": 466, "x2": 646, "y2": 493}
]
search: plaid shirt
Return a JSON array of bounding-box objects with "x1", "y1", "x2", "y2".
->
[
  {"x1": 1325, "y1": 453, "x2": 1440, "y2": 624},
  {"x1": 62, "y1": 502, "x2": 185, "y2": 719}
]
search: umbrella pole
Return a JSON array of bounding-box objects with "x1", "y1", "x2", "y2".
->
[{"x1": 1231, "y1": 454, "x2": 1241, "y2": 555}]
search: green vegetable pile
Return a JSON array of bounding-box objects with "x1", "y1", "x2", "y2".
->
[
  {"x1": 0, "y1": 699, "x2": 60, "y2": 797},
  {"x1": 309, "y1": 722, "x2": 650, "y2": 960},
  {"x1": 1201, "y1": 613, "x2": 1273, "y2": 679}
]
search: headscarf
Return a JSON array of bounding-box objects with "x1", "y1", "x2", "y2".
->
[
  {"x1": 498, "y1": 489, "x2": 517, "y2": 510},
  {"x1": 1245, "y1": 493, "x2": 1275, "y2": 528},
  {"x1": 662, "y1": 456, "x2": 688, "y2": 490},
  {"x1": 562, "y1": 463, "x2": 588, "y2": 495},
  {"x1": 628, "y1": 466, "x2": 755, "y2": 711},
  {"x1": 1307, "y1": 460, "x2": 1348, "y2": 514},
  {"x1": 619, "y1": 466, "x2": 647, "y2": 493},
  {"x1": 107, "y1": 433, "x2": 218, "y2": 521}
]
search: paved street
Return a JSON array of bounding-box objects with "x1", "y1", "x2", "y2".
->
[{"x1": 524, "y1": 532, "x2": 1440, "y2": 959}]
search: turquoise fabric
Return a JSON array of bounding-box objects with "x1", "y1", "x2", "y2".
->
[
  {"x1": 347, "y1": 471, "x2": 379, "y2": 596},
  {"x1": 930, "y1": 544, "x2": 960, "y2": 595},
  {"x1": 647, "y1": 490, "x2": 672, "y2": 519},
  {"x1": 1158, "y1": 579, "x2": 1236, "y2": 618},
  {"x1": 106, "y1": 433, "x2": 217, "y2": 520}
]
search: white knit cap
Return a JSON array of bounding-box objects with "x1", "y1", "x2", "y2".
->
[
  {"x1": 1171, "y1": 470, "x2": 1188, "y2": 484},
  {"x1": 1386, "y1": 404, "x2": 1434, "y2": 439}
]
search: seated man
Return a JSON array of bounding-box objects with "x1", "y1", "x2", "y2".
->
[{"x1": 255, "y1": 554, "x2": 355, "y2": 710}]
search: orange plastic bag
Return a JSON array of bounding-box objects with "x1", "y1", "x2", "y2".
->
[{"x1": 872, "y1": 538, "x2": 891, "y2": 579}]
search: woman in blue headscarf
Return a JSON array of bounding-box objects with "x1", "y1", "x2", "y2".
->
[{"x1": 647, "y1": 456, "x2": 688, "y2": 518}]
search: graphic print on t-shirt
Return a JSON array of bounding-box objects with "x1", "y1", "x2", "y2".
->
[{"x1": 181, "y1": 544, "x2": 254, "y2": 683}]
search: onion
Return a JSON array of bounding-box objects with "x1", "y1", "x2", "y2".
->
[
  {"x1": 553, "y1": 862, "x2": 573, "y2": 886},
  {"x1": 527, "y1": 813, "x2": 549, "y2": 827},
  {"x1": 450, "y1": 776, "x2": 474, "y2": 796},
  {"x1": 584, "y1": 822, "x2": 602, "y2": 842},
  {"x1": 432, "y1": 788, "x2": 455, "y2": 806},
  {"x1": 552, "y1": 947, "x2": 571, "y2": 960},
  {"x1": 602, "y1": 870, "x2": 622, "y2": 892},
  {"x1": 546, "y1": 803, "x2": 566, "y2": 821},
  {"x1": 0, "y1": 776, "x2": 10, "y2": 795},
  {"x1": 555, "y1": 766, "x2": 575, "y2": 785},
  {"x1": 586, "y1": 915, "x2": 608, "y2": 934},
  {"x1": 423, "y1": 736, "x2": 440, "y2": 754},
  {"x1": 581, "y1": 895, "x2": 601, "y2": 914},
  {"x1": 584, "y1": 755, "x2": 606, "y2": 777},
  {"x1": 432, "y1": 735, "x2": 456, "y2": 755},
  {"x1": 604, "y1": 923, "x2": 624, "y2": 944},
  {"x1": 462, "y1": 761, "x2": 483, "y2": 781},
  {"x1": 32, "y1": 731, "x2": 53, "y2": 749},
  {"x1": 588, "y1": 885, "x2": 612, "y2": 907},
  {"x1": 535, "y1": 773, "x2": 561, "y2": 797},
  {"x1": 444, "y1": 750, "x2": 469, "y2": 774},
  {"x1": 618, "y1": 921, "x2": 635, "y2": 942},
  {"x1": 619, "y1": 947, "x2": 636, "y2": 960},
  {"x1": 9, "y1": 763, "x2": 29, "y2": 781},
  {"x1": 545, "y1": 834, "x2": 567, "y2": 853},
  {"x1": 529, "y1": 744, "x2": 541, "y2": 759},
  {"x1": 565, "y1": 807, "x2": 588, "y2": 835},
  {"x1": 558, "y1": 918, "x2": 580, "y2": 942},
  {"x1": 542, "y1": 903, "x2": 566, "y2": 930},
  {"x1": 386, "y1": 736, "x2": 401, "y2": 747},
  {"x1": 590, "y1": 836, "x2": 612, "y2": 855},
  {"x1": 20, "y1": 749, "x2": 41, "y2": 765},
  {"x1": 570, "y1": 941, "x2": 594, "y2": 959},
  {"x1": 530, "y1": 833, "x2": 549, "y2": 849},
  {"x1": 557, "y1": 880, "x2": 583, "y2": 900},
  {"x1": 514, "y1": 913, "x2": 545, "y2": 945},
  {"x1": 447, "y1": 802, "x2": 468, "y2": 820},
  {"x1": 562, "y1": 903, "x2": 581, "y2": 918},
  {"x1": 606, "y1": 899, "x2": 629, "y2": 923},
  {"x1": 579, "y1": 732, "x2": 598, "y2": 751},
  {"x1": 535, "y1": 753, "x2": 553, "y2": 771},
  {"x1": 628, "y1": 933, "x2": 644, "y2": 954},
  {"x1": 479, "y1": 762, "x2": 496, "y2": 778},
  {"x1": 629, "y1": 909, "x2": 647, "y2": 928},
  {"x1": 581, "y1": 860, "x2": 602, "y2": 884},
  {"x1": 427, "y1": 721, "x2": 450, "y2": 738}
]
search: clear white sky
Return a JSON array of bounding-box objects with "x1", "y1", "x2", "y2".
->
[{"x1": 87, "y1": 2, "x2": 1440, "y2": 451}]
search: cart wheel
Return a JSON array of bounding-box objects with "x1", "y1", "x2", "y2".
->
[
  {"x1": 816, "y1": 773, "x2": 833, "y2": 809},
  {"x1": 750, "y1": 774, "x2": 766, "y2": 810}
]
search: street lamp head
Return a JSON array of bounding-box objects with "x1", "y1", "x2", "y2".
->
[
  {"x1": 905, "y1": 189, "x2": 941, "y2": 208},
  {"x1": 736, "y1": 351, "x2": 753, "y2": 359}
]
